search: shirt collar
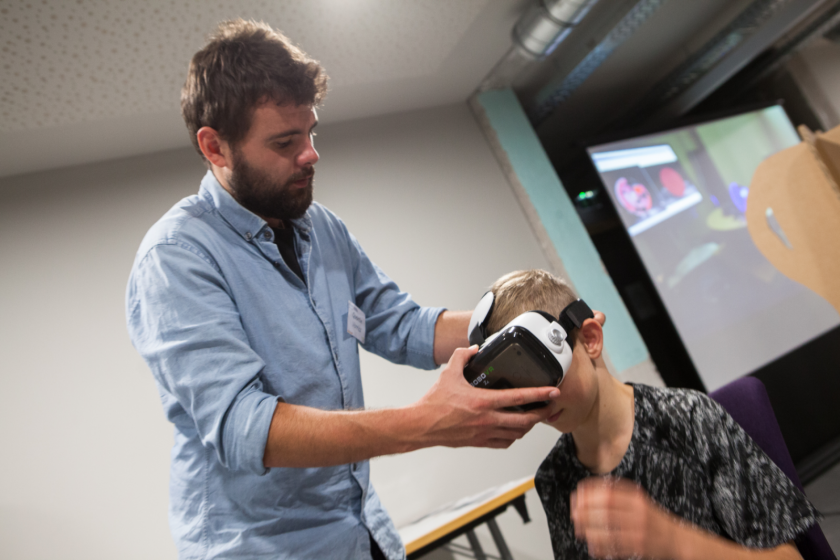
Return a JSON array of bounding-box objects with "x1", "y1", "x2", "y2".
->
[{"x1": 198, "y1": 170, "x2": 312, "y2": 239}]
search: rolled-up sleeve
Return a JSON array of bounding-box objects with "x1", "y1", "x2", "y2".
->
[
  {"x1": 344, "y1": 231, "x2": 444, "y2": 371},
  {"x1": 127, "y1": 242, "x2": 277, "y2": 475}
]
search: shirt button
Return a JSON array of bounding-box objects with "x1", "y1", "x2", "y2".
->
[
  {"x1": 264, "y1": 231, "x2": 271, "y2": 240},
  {"x1": 245, "y1": 232, "x2": 252, "y2": 240}
]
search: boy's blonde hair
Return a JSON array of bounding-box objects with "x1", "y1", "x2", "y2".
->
[{"x1": 487, "y1": 270, "x2": 579, "y2": 342}]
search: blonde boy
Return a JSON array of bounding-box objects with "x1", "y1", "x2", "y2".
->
[{"x1": 484, "y1": 270, "x2": 818, "y2": 560}]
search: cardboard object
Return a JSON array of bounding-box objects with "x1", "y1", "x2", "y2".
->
[{"x1": 747, "y1": 125, "x2": 840, "y2": 315}]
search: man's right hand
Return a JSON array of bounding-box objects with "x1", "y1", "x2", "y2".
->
[
  {"x1": 263, "y1": 345, "x2": 562, "y2": 468},
  {"x1": 409, "y1": 346, "x2": 561, "y2": 449}
]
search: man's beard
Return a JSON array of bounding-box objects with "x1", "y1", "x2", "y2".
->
[{"x1": 228, "y1": 149, "x2": 314, "y2": 222}]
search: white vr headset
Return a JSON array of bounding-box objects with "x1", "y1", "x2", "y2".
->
[{"x1": 463, "y1": 291, "x2": 594, "y2": 410}]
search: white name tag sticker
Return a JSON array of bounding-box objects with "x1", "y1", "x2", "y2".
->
[{"x1": 347, "y1": 301, "x2": 366, "y2": 344}]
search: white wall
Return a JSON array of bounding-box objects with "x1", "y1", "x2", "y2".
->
[
  {"x1": 0, "y1": 149, "x2": 203, "y2": 559},
  {"x1": 0, "y1": 103, "x2": 563, "y2": 559}
]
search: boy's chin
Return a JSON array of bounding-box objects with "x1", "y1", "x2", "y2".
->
[
  {"x1": 548, "y1": 409, "x2": 586, "y2": 433},
  {"x1": 547, "y1": 409, "x2": 576, "y2": 432}
]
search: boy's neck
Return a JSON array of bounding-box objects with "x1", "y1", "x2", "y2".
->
[{"x1": 571, "y1": 363, "x2": 635, "y2": 475}]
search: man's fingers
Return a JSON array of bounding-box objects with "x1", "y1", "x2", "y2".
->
[
  {"x1": 442, "y1": 345, "x2": 479, "y2": 383},
  {"x1": 447, "y1": 345, "x2": 478, "y2": 369},
  {"x1": 465, "y1": 419, "x2": 544, "y2": 449},
  {"x1": 593, "y1": 310, "x2": 606, "y2": 327},
  {"x1": 487, "y1": 408, "x2": 552, "y2": 433},
  {"x1": 488, "y1": 386, "x2": 560, "y2": 409},
  {"x1": 485, "y1": 438, "x2": 517, "y2": 449},
  {"x1": 485, "y1": 422, "x2": 538, "y2": 442}
]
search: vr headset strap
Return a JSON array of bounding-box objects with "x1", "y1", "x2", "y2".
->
[
  {"x1": 558, "y1": 299, "x2": 594, "y2": 334},
  {"x1": 469, "y1": 293, "x2": 594, "y2": 347}
]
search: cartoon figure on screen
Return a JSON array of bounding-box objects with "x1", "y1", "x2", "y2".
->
[{"x1": 614, "y1": 177, "x2": 652, "y2": 216}]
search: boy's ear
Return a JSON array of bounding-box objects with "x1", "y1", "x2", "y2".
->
[{"x1": 577, "y1": 318, "x2": 604, "y2": 360}]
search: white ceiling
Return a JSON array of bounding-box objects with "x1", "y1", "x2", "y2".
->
[{"x1": 0, "y1": 0, "x2": 528, "y2": 177}]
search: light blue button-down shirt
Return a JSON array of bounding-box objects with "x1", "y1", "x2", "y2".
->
[{"x1": 127, "y1": 171, "x2": 444, "y2": 559}]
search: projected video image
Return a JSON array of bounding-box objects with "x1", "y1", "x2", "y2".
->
[
  {"x1": 587, "y1": 106, "x2": 840, "y2": 390},
  {"x1": 592, "y1": 145, "x2": 703, "y2": 236}
]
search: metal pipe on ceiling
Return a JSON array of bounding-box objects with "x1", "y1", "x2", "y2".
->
[
  {"x1": 477, "y1": 0, "x2": 600, "y2": 92},
  {"x1": 527, "y1": 0, "x2": 669, "y2": 126},
  {"x1": 513, "y1": 0, "x2": 601, "y2": 59}
]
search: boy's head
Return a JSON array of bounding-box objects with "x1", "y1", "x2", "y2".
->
[
  {"x1": 487, "y1": 269, "x2": 579, "y2": 345},
  {"x1": 486, "y1": 269, "x2": 608, "y2": 432}
]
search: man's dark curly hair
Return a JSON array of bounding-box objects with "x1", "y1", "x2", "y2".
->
[{"x1": 181, "y1": 19, "x2": 328, "y2": 162}]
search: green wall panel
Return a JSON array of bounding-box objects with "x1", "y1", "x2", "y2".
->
[{"x1": 477, "y1": 88, "x2": 648, "y2": 372}]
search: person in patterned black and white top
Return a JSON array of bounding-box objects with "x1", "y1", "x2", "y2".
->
[{"x1": 483, "y1": 270, "x2": 819, "y2": 560}]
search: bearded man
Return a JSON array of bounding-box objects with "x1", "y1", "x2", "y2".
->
[{"x1": 126, "y1": 19, "x2": 561, "y2": 560}]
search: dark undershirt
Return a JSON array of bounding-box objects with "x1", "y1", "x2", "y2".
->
[{"x1": 271, "y1": 223, "x2": 304, "y2": 283}]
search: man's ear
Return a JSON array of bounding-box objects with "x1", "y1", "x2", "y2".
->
[
  {"x1": 577, "y1": 318, "x2": 604, "y2": 360},
  {"x1": 196, "y1": 127, "x2": 231, "y2": 169}
]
